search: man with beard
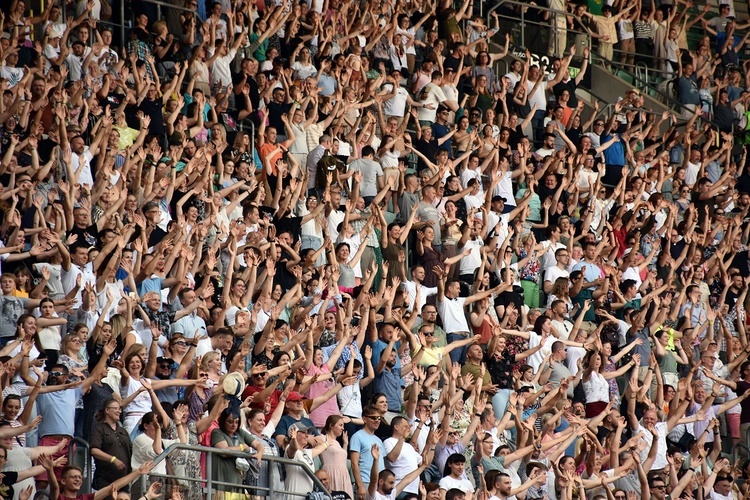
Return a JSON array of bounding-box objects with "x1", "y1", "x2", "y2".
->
[{"x1": 367, "y1": 443, "x2": 434, "y2": 500}]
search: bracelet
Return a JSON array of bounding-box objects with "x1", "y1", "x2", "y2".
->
[
  {"x1": 689, "y1": 468, "x2": 696, "y2": 472},
  {"x1": 110, "y1": 456, "x2": 116, "y2": 463},
  {"x1": 475, "y1": 413, "x2": 482, "y2": 417}
]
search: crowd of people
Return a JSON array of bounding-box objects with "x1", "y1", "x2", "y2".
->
[{"x1": 1, "y1": 0, "x2": 750, "y2": 500}]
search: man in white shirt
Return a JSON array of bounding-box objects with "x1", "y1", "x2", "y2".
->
[
  {"x1": 207, "y1": 32, "x2": 245, "y2": 91},
  {"x1": 544, "y1": 248, "x2": 571, "y2": 293},
  {"x1": 535, "y1": 133, "x2": 557, "y2": 158},
  {"x1": 417, "y1": 72, "x2": 458, "y2": 124},
  {"x1": 383, "y1": 417, "x2": 422, "y2": 497},
  {"x1": 436, "y1": 267, "x2": 506, "y2": 363},
  {"x1": 401, "y1": 266, "x2": 437, "y2": 314},
  {"x1": 57, "y1": 243, "x2": 96, "y2": 309},
  {"x1": 366, "y1": 443, "x2": 433, "y2": 500}
]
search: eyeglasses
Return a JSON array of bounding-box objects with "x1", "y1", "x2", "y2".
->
[
  {"x1": 106, "y1": 406, "x2": 122, "y2": 411},
  {"x1": 158, "y1": 363, "x2": 172, "y2": 369},
  {"x1": 70, "y1": 338, "x2": 82, "y2": 344},
  {"x1": 652, "y1": 485, "x2": 666, "y2": 490},
  {"x1": 173, "y1": 341, "x2": 187, "y2": 346},
  {"x1": 594, "y1": 122, "x2": 604, "y2": 126},
  {"x1": 365, "y1": 415, "x2": 382, "y2": 420}
]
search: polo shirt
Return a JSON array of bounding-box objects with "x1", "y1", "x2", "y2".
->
[
  {"x1": 549, "y1": 361, "x2": 574, "y2": 398},
  {"x1": 437, "y1": 296, "x2": 470, "y2": 333}
]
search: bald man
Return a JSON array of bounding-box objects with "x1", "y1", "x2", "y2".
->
[{"x1": 315, "y1": 469, "x2": 353, "y2": 500}]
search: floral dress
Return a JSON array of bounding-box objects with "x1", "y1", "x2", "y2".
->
[
  {"x1": 372, "y1": 228, "x2": 385, "y2": 292},
  {"x1": 603, "y1": 357, "x2": 621, "y2": 408},
  {"x1": 164, "y1": 420, "x2": 202, "y2": 500}
]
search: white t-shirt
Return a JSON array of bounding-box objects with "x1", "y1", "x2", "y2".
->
[
  {"x1": 417, "y1": 82, "x2": 447, "y2": 123},
  {"x1": 439, "y1": 475, "x2": 475, "y2": 493},
  {"x1": 384, "y1": 437, "x2": 422, "y2": 494},
  {"x1": 383, "y1": 84, "x2": 410, "y2": 117},
  {"x1": 636, "y1": 421, "x2": 669, "y2": 470}
]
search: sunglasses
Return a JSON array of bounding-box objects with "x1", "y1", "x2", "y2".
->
[
  {"x1": 423, "y1": 331, "x2": 434, "y2": 336},
  {"x1": 50, "y1": 371, "x2": 65, "y2": 377},
  {"x1": 252, "y1": 373, "x2": 268, "y2": 378},
  {"x1": 158, "y1": 363, "x2": 172, "y2": 368},
  {"x1": 173, "y1": 341, "x2": 187, "y2": 346}
]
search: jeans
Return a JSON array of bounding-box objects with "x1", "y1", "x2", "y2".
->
[
  {"x1": 446, "y1": 333, "x2": 470, "y2": 364},
  {"x1": 492, "y1": 388, "x2": 514, "y2": 420}
]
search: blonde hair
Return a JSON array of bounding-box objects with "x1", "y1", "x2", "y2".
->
[{"x1": 201, "y1": 351, "x2": 220, "y2": 371}]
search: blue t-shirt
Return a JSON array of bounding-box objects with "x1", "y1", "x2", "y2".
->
[
  {"x1": 373, "y1": 366, "x2": 402, "y2": 412},
  {"x1": 367, "y1": 339, "x2": 401, "y2": 372},
  {"x1": 274, "y1": 415, "x2": 320, "y2": 441},
  {"x1": 349, "y1": 430, "x2": 385, "y2": 484},
  {"x1": 137, "y1": 276, "x2": 164, "y2": 297},
  {"x1": 37, "y1": 387, "x2": 83, "y2": 437},
  {"x1": 602, "y1": 134, "x2": 625, "y2": 166}
]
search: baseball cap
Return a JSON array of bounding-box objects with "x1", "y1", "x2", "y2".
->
[
  {"x1": 287, "y1": 422, "x2": 314, "y2": 436},
  {"x1": 492, "y1": 196, "x2": 507, "y2": 203},
  {"x1": 286, "y1": 391, "x2": 304, "y2": 402}
]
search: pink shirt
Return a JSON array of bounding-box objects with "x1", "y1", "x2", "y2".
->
[{"x1": 304, "y1": 363, "x2": 339, "y2": 428}]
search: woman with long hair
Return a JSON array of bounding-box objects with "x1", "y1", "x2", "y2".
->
[
  {"x1": 439, "y1": 453, "x2": 475, "y2": 495},
  {"x1": 320, "y1": 415, "x2": 352, "y2": 497},
  {"x1": 582, "y1": 351, "x2": 640, "y2": 417},
  {"x1": 119, "y1": 351, "x2": 199, "y2": 433},
  {"x1": 302, "y1": 329, "x2": 347, "y2": 428},
  {"x1": 35, "y1": 297, "x2": 67, "y2": 368},
  {"x1": 90, "y1": 399, "x2": 132, "y2": 491},
  {"x1": 188, "y1": 352, "x2": 220, "y2": 422}
]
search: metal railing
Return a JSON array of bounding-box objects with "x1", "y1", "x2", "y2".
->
[
  {"x1": 137, "y1": 442, "x2": 332, "y2": 500},
  {"x1": 486, "y1": 0, "x2": 593, "y2": 61}
]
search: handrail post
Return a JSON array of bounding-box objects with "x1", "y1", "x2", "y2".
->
[
  {"x1": 120, "y1": 0, "x2": 125, "y2": 54},
  {"x1": 207, "y1": 449, "x2": 213, "y2": 500}
]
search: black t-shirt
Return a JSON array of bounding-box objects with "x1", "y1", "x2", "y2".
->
[
  {"x1": 714, "y1": 103, "x2": 734, "y2": 132},
  {"x1": 267, "y1": 101, "x2": 293, "y2": 133},
  {"x1": 0, "y1": 471, "x2": 18, "y2": 500},
  {"x1": 553, "y1": 79, "x2": 579, "y2": 108},
  {"x1": 69, "y1": 224, "x2": 100, "y2": 248},
  {"x1": 139, "y1": 98, "x2": 165, "y2": 136},
  {"x1": 415, "y1": 138, "x2": 439, "y2": 172}
]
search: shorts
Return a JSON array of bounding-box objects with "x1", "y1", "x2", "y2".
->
[{"x1": 37, "y1": 435, "x2": 71, "y2": 483}]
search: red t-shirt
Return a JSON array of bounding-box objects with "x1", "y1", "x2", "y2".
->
[
  {"x1": 58, "y1": 494, "x2": 94, "y2": 500},
  {"x1": 242, "y1": 385, "x2": 282, "y2": 421}
]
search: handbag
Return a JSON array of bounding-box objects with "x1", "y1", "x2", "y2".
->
[{"x1": 236, "y1": 457, "x2": 251, "y2": 472}]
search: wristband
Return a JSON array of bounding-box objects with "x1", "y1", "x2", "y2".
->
[
  {"x1": 239, "y1": 444, "x2": 245, "y2": 452},
  {"x1": 110, "y1": 456, "x2": 116, "y2": 463},
  {"x1": 475, "y1": 413, "x2": 482, "y2": 417}
]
